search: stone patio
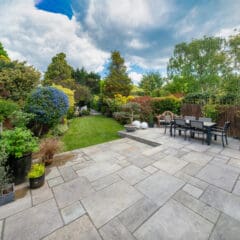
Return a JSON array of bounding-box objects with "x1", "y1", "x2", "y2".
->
[{"x1": 1, "y1": 128, "x2": 240, "y2": 240}]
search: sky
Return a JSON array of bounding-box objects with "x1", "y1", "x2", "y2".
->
[{"x1": 0, "y1": 0, "x2": 239, "y2": 84}]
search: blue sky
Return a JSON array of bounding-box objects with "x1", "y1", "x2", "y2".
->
[{"x1": 0, "y1": 0, "x2": 239, "y2": 84}]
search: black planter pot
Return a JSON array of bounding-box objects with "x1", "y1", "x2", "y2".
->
[
  {"x1": 8, "y1": 153, "x2": 32, "y2": 185},
  {"x1": 29, "y1": 173, "x2": 45, "y2": 189},
  {"x1": 0, "y1": 184, "x2": 14, "y2": 206},
  {"x1": 148, "y1": 122, "x2": 154, "y2": 128}
]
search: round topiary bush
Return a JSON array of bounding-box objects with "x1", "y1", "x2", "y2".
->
[{"x1": 25, "y1": 87, "x2": 69, "y2": 135}]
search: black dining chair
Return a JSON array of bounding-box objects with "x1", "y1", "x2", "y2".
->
[
  {"x1": 211, "y1": 121, "x2": 231, "y2": 147},
  {"x1": 174, "y1": 119, "x2": 189, "y2": 140},
  {"x1": 190, "y1": 120, "x2": 206, "y2": 144}
]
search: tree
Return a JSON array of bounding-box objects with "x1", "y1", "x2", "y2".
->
[
  {"x1": 0, "y1": 61, "x2": 40, "y2": 104},
  {"x1": 44, "y1": 53, "x2": 73, "y2": 85},
  {"x1": 139, "y1": 72, "x2": 163, "y2": 96},
  {"x1": 104, "y1": 51, "x2": 132, "y2": 97},
  {"x1": 0, "y1": 42, "x2": 9, "y2": 60},
  {"x1": 73, "y1": 67, "x2": 101, "y2": 94},
  {"x1": 74, "y1": 84, "x2": 92, "y2": 107},
  {"x1": 167, "y1": 36, "x2": 228, "y2": 93}
]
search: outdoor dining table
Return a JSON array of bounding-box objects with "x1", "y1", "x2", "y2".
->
[{"x1": 170, "y1": 119, "x2": 217, "y2": 145}]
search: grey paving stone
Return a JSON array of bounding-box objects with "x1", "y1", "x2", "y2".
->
[
  {"x1": 72, "y1": 161, "x2": 93, "y2": 171},
  {"x1": 185, "y1": 143, "x2": 210, "y2": 152},
  {"x1": 45, "y1": 167, "x2": 61, "y2": 180},
  {"x1": 0, "y1": 220, "x2": 3, "y2": 238},
  {"x1": 134, "y1": 199, "x2": 213, "y2": 240},
  {"x1": 228, "y1": 158, "x2": 240, "y2": 169},
  {"x1": 116, "y1": 159, "x2": 131, "y2": 168},
  {"x1": 61, "y1": 201, "x2": 85, "y2": 225},
  {"x1": 173, "y1": 190, "x2": 220, "y2": 223},
  {"x1": 153, "y1": 155, "x2": 188, "y2": 175},
  {"x1": 82, "y1": 181, "x2": 143, "y2": 228},
  {"x1": 143, "y1": 165, "x2": 158, "y2": 174},
  {"x1": 3, "y1": 199, "x2": 63, "y2": 240},
  {"x1": 183, "y1": 184, "x2": 203, "y2": 198},
  {"x1": 76, "y1": 162, "x2": 121, "y2": 181},
  {"x1": 59, "y1": 166, "x2": 78, "y2": 182},
  {"x1": 43, "y1": 215, "x2": 101, "y2": 240},
  {"x1": 181, "y1": 152, "x2": 212, "y2": 166},
  {"x1": 117, "y1": 165, "x2": 149, "y2": 185},
  {"x1": 201, "y1": 185, "x2": 240, "y2": 221},
  {"x1": 136, "y1": 171, "x2": 185, "y2": 206},
  {"x1": 142, "y1": 145, "x2": 167, "y2": 156},
  {"x1": 221, "y1": 148, "x2": 240, "y2": 160},
  {"x1": 175, "y1": 171, "x2": 209, "y2": 190},
  {"x1": 197, "y1": 163, "x2": 238, "y2": 191},
  {"x1": 128, "y1": 155, "x2": 156, "y2": 168},
  {"x1": 53, "y1": 177, "x2": 95, "y2": 208},
  {"x1": 99, "y1": 218, "x2": 135, "y2": 240},
  {"x1": 31, "y1": 183, "x2": 53, "y2": 206},
  {"x1": 0, "y1": 191, "x2": 32, "y2": 220},
  {"x1": 181, "y1": 163, "x2": 203, "y2": 176},
  {"x1": 233, "y1": 180, "x2": 240, "y2": 196},
  {"x1": 118, "y1": 198, "x2": 158, "y2": 232},
  {"x1": 48, "y1": 176, "x2": 64, "y2": 187},
  {"x1": 91, "y1": 174, "x2": 121, "y2": 191},
  {"x1": 210, "y1": 214, "x2": 240, "y2": 240}
]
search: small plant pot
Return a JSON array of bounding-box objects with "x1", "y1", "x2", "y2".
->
[
  {"x1": 148, "y1": 122, "x2": 154, "y2": 128},
  {"x1": 0, "y1": 183, "x2": 14, "y2": 206},
  {"x1": 124, "y1": 124, "x2": 136, "y2": 132},
  {"x1": 29, "y1": 173, "x2": 45, "y2": 189}
]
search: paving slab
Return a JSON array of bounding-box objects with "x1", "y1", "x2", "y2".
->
[
  {"x1": 181, "y1": 162, "x2": 203, "y2": 176},
  {"x1": 210, "y1": 214, "x2": 240, "y2": 240},
  {"x1": 99, "y1": 218, "x2": 135, "y2": 240},
  {"x1": 53, "y1": 177, "x2": 95, "y2": 208},
  {"x1": 136, "y1": 171, "x2": 185, "y2": 206},
  {"x1": 221, "y1": 148, "x2": 240, "y2": 160},
  {"x1": 76, "y1": 162, "x2": 121, "y2": 181},
  {"x1": 117, "y1": 165, "x2": 149, "y2": 185},
  {"x1": 43, "y1": 215, "x2": 101, "y2": 240},
  {"x1": 153, "y1": 155, "x2": 188, "y2": 175},
  {"x1": 82, "y1": 181, "x2": 143, "y2": 228},
  {"x1": 48, "y1": 176, "x2": 64, "y2": 187},
  {"x1": 134, "y1": 199, "x2": 213, "y2": 240},
  {"x1": 143, "y1": 165, "x2": 158, "y2": 174},
  {"x1": 0, "y1": 220, "x2": 3, "y2": 239},
  {"x1": 201, "y1": 185, "x2": 240, "y2": 221},
  {"x1": 31, "y1": 183, "x2": 53, "y2": 206},
  {"x1": 228, "y1": 158, "x2": 240, "y2": 169},
  {"x1": 0, "y1": 191, "x2": 32, "y2": 220},
  {"x1": 3, "y1": 199, "x2": 63, "y2": 240},
  {"x1": 233, "y1": 180, "x2": 240, "y2": 196},
  {"x1": 61, "y1": 201, "x2": 85, "y2": 225},
  {"x1": 128, "y1": 155, "x2": 156, "y2": 168},
  {"x1": 45, "y1": 167, "x2": 61, "y2": 180},
  {"x1": 181, "y1": 151, "x2": 212, "y2": 166},
  {"x1": 118, "y1": 198, "x2": 158, "y2": 232},
  {"x1": 183, "y1": 184, "x2": 203, "y2": 198},
  {"x1": 59, "y1": 166, "x2": 78, "y2": 182},
  {"x1": 91, "y1": 174, "x2": 121, "y2": 191},
  {"x1": 196, "y1": 163, "x2": 238, "y2": 191},
  {"x1": 173, "y1": 190, "x2": 220, "y2": 223}
]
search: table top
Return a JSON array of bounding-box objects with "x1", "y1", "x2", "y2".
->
[{"x1": 184, "y1": 119, "x2": 216, "y2": 127}]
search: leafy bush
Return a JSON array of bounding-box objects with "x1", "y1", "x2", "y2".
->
[
  {"x1": 0, "y1": 99, "x2": 19, "y2": 121},
  {"x1": 151, "y1": 96, "x2": 181, "y2": 114},
  {"x1": 25, "y1": 87, "x2": 69, "y2": 135},
  {"x1": 0, "y1": 128, "x2": 39, "y2": 158},
  {"x1": 0, "y1": 147, "x2": 12, "y2": 191},
  {"x1": 202, "y1": 104, "x2": 219, "y2": 122},
  {"x1": 50, "y1": 123, "x2": 68, "y2": 136},
  {"x1": 28, "y1": 163, "x2": 45, "y2": 178},
  {"x1": 10, "y1": 110, "x2": 34, "y2": 128},
  {"x1": 81, "y1": 109, "x2": 90, "y2": 116}
]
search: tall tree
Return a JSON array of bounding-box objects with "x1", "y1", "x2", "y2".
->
[
  {"x1": 104, "y1": 51, "x2": 132, "y2": 97},
  {"x1": 44, "y1": 52, "x2": 73, "y2": 85},
  {"x1": 0, "y1": 42, "x2": 10, "y2": 62},
  {"x1": 0, "y1": 61, "x2": 40, "y2": 104},
  {"x1": 139, "y1": 72, "x2": 163, "y2": 96},
  {"x1": 167, "y1": 36, "x2": 227, "y2": 93}
]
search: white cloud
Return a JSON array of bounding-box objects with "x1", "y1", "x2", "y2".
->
[
  {"x1": 128, "y1": 39, "x2": 149, "y2": 50},
  {"x1": 128, "y1": 71, "x2": 143, "y2": 85},
  {"x1": 0, "y1": 0, "x2": 109, "y2": 75}
]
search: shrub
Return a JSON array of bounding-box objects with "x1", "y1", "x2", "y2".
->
[
  {"x1": 39, "y1": 138, "x2": 63, "y2": 162},
  {"x1": 0, "y1": 99, "x2": 19, "y2": 121},
  {"x1": 130, "y1": 96, "x2": 152, "y2": 121},
  {"x1": 0, "y1": 128, "x2": 39, "y2": 158},
  {"x1": 28, "y1": 163, "x2": 45, "y2": 178},
  {"x1": 0, "y1": 147, "x2": 12, "y2": 191},
  {"x1": 9, "y1": 110, "x2": 34, "y2": 128},
  {"x1": 151, "y1": 96, "x2": 182, "y2": 114},
  {"x1": 49, "y1": 123, "x2": 68, "y2": 136},
  {"x1": 81, "y1": 109, "x2": 90, "y2": 116},
  {"x1": 25, "y1": 87, "x2": 69, "y2": 135},
  {"x1": 202, "y1": 104, "x2": 219, "y2": 122}
]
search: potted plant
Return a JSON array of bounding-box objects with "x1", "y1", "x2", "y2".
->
[
  {"x1": 148, "y1": 113, "x2": 154, "y2": 128},
  {"x1": 0, "y1": 128, "x2": 39, "y2": 185},
  {"x1": 28, "y1": 163, "x2": 45, "y2": 189},
  {"x1": 0, "y1": 148, "x2": 14, "y2": 206},
  {"x1": 39, "y1": 138, "x2": 63, "y2": 165}
]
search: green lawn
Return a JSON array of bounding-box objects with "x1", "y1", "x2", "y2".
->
[{"x1": 61, "y1": 115, "x2": 124, "y2": 151}]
